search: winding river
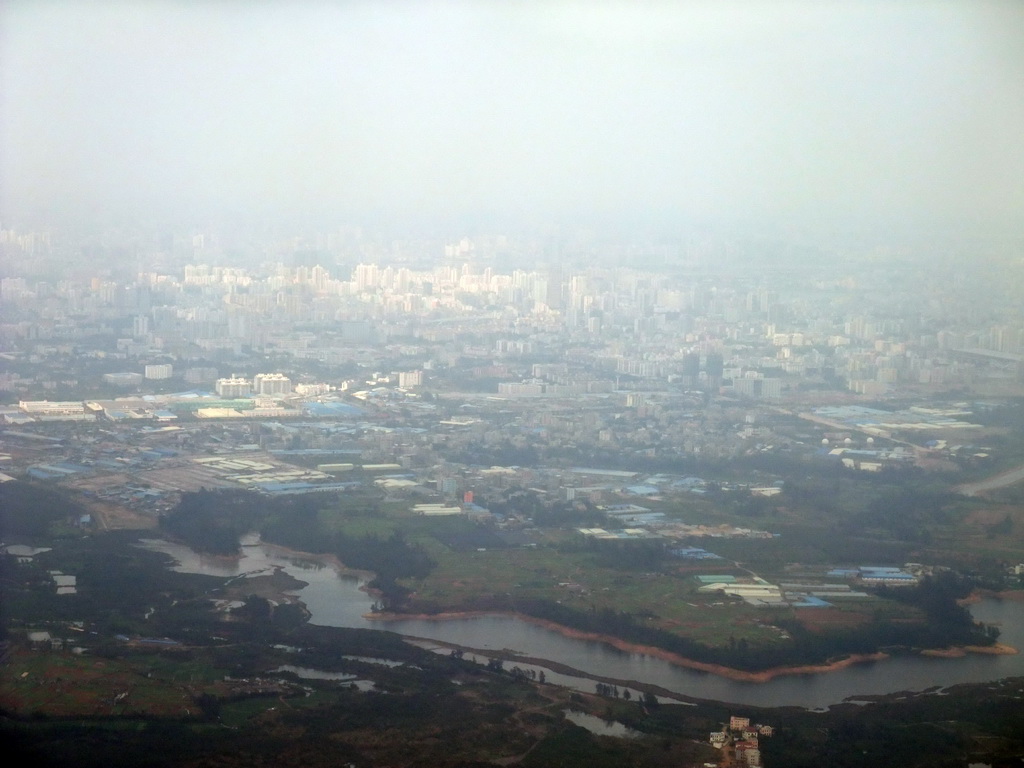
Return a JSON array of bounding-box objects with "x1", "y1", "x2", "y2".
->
[{"x1": 139, "y1": 538, "x2": 1024, "y2": 709}]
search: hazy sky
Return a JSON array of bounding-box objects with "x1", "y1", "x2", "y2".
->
[{"x1": 2, "y1": 1, "x2": 1022, "y2": 232}]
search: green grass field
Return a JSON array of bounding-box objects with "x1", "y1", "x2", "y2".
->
[
  {"x1": 403, "y1": 544, "x2": 787, "y2": 646},
  {"x1": 0, "y1": 649, "x2": 222, "y2": 718}
]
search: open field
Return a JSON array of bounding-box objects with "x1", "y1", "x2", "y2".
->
[
  {"x1": 4, "y1": 519, "x2": 1024, "y2": 767},
  {"x1": 285, "y1": 472, "x2": 1017, "y2": 653},
  {"x1": 86, "y1": 499, "x2": 158, "y2": 530},
  {"x1": 0, "y1": 630, "x2": 719, "y2": 768},
  {"x1": 0, "y1": 648, "x2": 224, "y2": 719},
  {"x1": 406, "y1": 545, "x2": 816, "y2": 647}
]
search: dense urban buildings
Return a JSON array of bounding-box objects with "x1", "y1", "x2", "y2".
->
[{"x1": 2, "y1": 224, "x2": 1021, "y2": 412}]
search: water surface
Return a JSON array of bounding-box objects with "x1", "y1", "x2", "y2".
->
[{"x1": 139, "y1": 538, "x2": 1024, "y2": 708}]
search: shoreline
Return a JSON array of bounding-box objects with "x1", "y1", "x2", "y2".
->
[
  {"x1": 405, "y1": 636, "x2": 701, "y2": 705},
  {"x1": 257, "y1": 540, "x2": 377, "y2": 581},
  {"x1": 160, "y1": 535, "x2": 377, "y2": 581},
  {"x1": 366, "y1": 609, "x2": 892, "y2": 683},
  {"x1": 958, "y1": 588, "x2": 1024, "y2": 606},
  {"x1": 921, "y1": 643, "x2": 1018, "y2": 658},
  {"x1": 172, "y1": 537, "x2": 1021, "y2": 682}
]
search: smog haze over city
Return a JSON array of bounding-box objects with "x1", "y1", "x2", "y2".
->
[
  {"x1": 3, "y1": 3, "x2": 1024, "y2": 768},
  {"x1": 3, "y1": 0, "x2": 1023, "y2": 235}
]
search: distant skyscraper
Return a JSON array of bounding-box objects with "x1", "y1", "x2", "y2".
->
[
  {"x1": 216, "y1": 377, "x2": 252, "y2": 397},
  {"x1": 133, "y1": 315, "x2": 150, "y2": 338},
  {"x1": 144, "y1": 364, "x2": 173, "y2": 380},
  {"x1": 253, "y1": 373, "x2": 292, "y2": 396}
]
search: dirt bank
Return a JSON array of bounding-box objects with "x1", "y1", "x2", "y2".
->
[
  {"x1": 366, "y1": 609, "x2": 892, "y2": 683},
  {"x1": 957, "y1": 588, "x2": 1024, "y2": 606},
  {"x1": 920, "y1": 643, "x2": 1018, "y2": 658}
]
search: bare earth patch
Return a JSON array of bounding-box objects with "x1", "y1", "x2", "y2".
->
[{"x1": 794, "y1": 607, "x2": 871, "y2": 633}]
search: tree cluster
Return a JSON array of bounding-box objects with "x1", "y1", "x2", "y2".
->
[{"x1": 159, "y1": 489, "x2": 435, "y2": 607}]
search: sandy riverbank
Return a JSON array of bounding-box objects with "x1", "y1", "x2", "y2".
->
[
  {"x1": 958, "y1": 589, "x2": 1024, "y2": 606},
  {"x1": 921, "y1": 643, "x2": 1018, "y2": 658},
  {"x1": 221, "y1": 567, "x2": 308, "y2": 603}
]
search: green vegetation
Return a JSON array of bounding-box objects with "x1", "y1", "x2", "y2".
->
[
  {"x1": 159, "y1": 490, "x2": 435, "y2": 605},
  {"x1": 159, "y1": 489, "x2": 263, "y2": 555},
  {"x1": 0, "y1": 480, "x2": 85, "y2": 538},
  {"x1": 2, "y1": 531, "x2": 223, "y2": 641},
  {"x1": 3, "y1": 523, "x2": 1023, "y2": 767},
  {"x1": 154, "y1": 476, "x2": 1004, "y2": 670},
  {"x1": 1, "y1": 530, "x2": 716, "y2": 767}
]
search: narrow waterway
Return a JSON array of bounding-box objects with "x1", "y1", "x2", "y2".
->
[{"x1": 139, "y1": 538, "x2": 1024, "y2": 709}]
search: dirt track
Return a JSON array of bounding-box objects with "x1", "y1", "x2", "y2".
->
[{"x1": 957, "y1": 462, "x2": 1024, "y2": 497}]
